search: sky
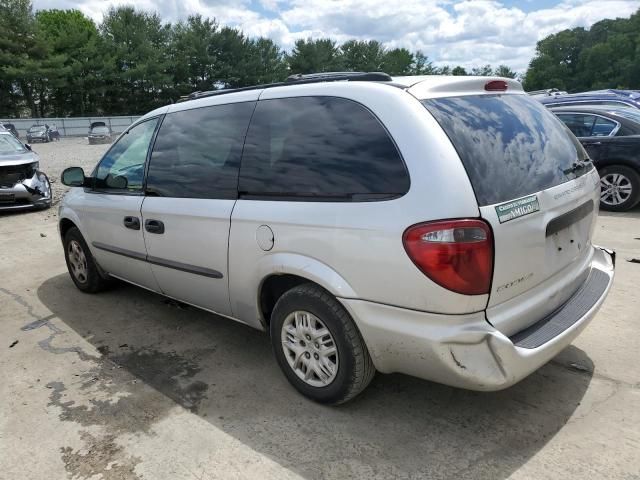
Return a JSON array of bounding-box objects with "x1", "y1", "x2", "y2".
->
[{"x1": 32, "y1": 0, "x2": 640, "y2": 71}]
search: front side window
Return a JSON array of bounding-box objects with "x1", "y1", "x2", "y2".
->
[
  {"x1": 146, "y1": 102, "x2": 255, "y2": 199},
  {"x1": 239, "y1": 96, "x2": 409, "y2": 201},
  {"x1": 94, "y1": 118, "x2": 159, "y2": 192}
]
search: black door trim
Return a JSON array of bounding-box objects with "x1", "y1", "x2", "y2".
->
[
  {"x1": 546, "y1": 200, "x2": 594, "y2": 237},
  {"x1": 91, "y1": 241, "x2": 223, "y2": 279}
]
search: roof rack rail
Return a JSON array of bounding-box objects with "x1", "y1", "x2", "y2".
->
[{"x1": 178, "y1": 71, "x2": 392, "y2": 103}]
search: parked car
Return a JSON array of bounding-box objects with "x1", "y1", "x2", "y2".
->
[
  {"x1": 2, "y1": 123, "x2": 19, "y2": 138},
  {"x1": 539, "y1": 89, "x2": 640, "y2": 110},
  {"x1": 88, "y1": 122, "x2": 113, "y2": 145},
  {"x1": 551, "y1": 106, "x2": 640, "y2": 211},
  {"x1": 26, "y1": 125, "x2": 50, "y2": 143},
  {"x1": 0, "y1": 131, "x2": 51, "y2": 210},
  {"x1": 59, "y1": 73, "x2": 615, "y2": 404}
]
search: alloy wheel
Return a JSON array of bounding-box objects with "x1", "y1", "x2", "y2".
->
[
  {"x1": 281, "y1": 310, "x2": 339, "y2": 387},
  {"x1": 600, "y1": 173, "x2": 633, "y2": 206},
  {"x1": 67, "y1": 240, "x2": 88, "y2": 284}
]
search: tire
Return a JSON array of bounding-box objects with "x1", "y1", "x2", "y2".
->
[
  {"x1": 599, "y1": 165, "x2": 640, "y2": 212},
  {"x1": 63, "y1": 227, "x2": 114, "y2": 293},
  {"x1": 270, "y1": 283, "x2": 375, "y2": 405}
]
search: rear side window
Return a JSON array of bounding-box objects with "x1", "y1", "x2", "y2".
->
[
  {"x1": 238, "y1": 96, "x2": 409, "y2": 201},
  {"x1": 555, "y1": 113, "x2": 596, "y2": 137},
  {"x1": 147, "y1": 102, "x2": 255, "y2": 199},
  {"x1": 423, "y1": 95, "x2": 591, "y2": 206}
]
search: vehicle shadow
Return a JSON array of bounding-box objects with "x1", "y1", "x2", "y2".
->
[{"x1": 37, "y1": 273, "x2": 594, "y2": 479}]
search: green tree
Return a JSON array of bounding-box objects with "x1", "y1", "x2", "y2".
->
[
  {"x1": 493, "y1": 64, "x2": 517, "y2": 78},
  {"x1": 451, "y1": 66, "x2": 468, "y2": 76},
  {"x1": 340, "y1": 39, "x2": 386, "y2": 71},
  {"x1": 471, "y1": 64, "x2": 493, "y2": 76},
  {"x1": 35, "y1": 9, "x2": 103, "y2": 116},
  {"x1": 381, "y1": 47, "x2": 414, "y2": 75},
  {"x1": 412, "y1": 51, "x2": 438, "y2": 75},
  {"x1": 100, "y1": 6, "x2": 172, "y2": 114},
  {"x1": 287, "y1": 38, "x2": 343, "y2": 74}
]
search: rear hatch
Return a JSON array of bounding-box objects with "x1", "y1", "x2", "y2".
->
[{"x1": 422, "y1": 92, "x2": 600, "y2": 336}]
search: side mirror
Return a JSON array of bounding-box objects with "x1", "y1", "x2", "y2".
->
[
  {"x1": 24, "y1": 143, "x2": 32, "y2": 151},
  {"x1": 61, "y1": 167, "x2": 86, "y2": 187}
]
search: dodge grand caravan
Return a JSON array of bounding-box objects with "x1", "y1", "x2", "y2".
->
[{"x1": 59, "y1": 72, "x2": 615, "y2": 404}]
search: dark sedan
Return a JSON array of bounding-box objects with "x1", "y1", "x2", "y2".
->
[
  {"x1": 541, "y1": 90, "x2": 640, "y2": 110},
  {"x1": 551, "y1": 106, "x2": 640, "y2": 211},
  {"x1": 26, "y1": 125, "x2": 50, "y2": 143},
  {"x1": 2, "y1": 123, "x2": 19, "y2": 138}
]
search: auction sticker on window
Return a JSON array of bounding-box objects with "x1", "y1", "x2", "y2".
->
[{"x1": 495, "y1": 195, "x2": 540, "y2": 223}]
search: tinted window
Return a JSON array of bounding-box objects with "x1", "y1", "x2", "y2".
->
[
  {"x1": 556, "y1": 114, "x2": 596, "y2": 137},
  {"x1": 147, "y1": 102, "x2": 255, "y2": 199},
  {"x1": 423, "y1": 95, "x2": 591, "y2": 206},
  {"x1": 94, "y1": 118, "x2": 159, "y2": 192},
  {"x1": 592, "y1": 116, "x2": 618, "y2": 136},
  {"x1": 239, "y1": 96, "x2": 408, "y2": 201}
]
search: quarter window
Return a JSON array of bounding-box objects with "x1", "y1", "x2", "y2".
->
[
  {"x1": 94, "y1": 118, "x2": 159, "y2": 192},
  {"x1": 592, "y1": 116, "x2": 618, "y2": 136},
  {"x1": 238, "y1": 96, "x2": 409, "y2": 201},
  {"x1": 146, "y1": 102, "x2": 255, "y2": 199}
]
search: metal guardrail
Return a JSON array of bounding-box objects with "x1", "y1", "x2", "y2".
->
[{"x1": 0, "y1": 116, "x2": 141, "y2": 138}]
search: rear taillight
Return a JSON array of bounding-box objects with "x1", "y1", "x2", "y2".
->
[{"x1": 402, "y1": 219, "x2": 493, "y2": 295}]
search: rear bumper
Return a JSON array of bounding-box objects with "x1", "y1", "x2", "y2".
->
[
  {"x1": 0, "y1": 172, "x2": 52, "y2": 211},
  {"x1": 340, "y1": 246, "x2": 614, "y2": 391}
]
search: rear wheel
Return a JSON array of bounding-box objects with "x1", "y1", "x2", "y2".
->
[
  {"x1": 270, "y1": 283, "x2": 375, "y2": 404},
  {"x1": 599, "y1": 165, "x2": 640, "y2": 212},
  {"x1": 63, "y1": 227, "x2": 114, "y2": 293}
]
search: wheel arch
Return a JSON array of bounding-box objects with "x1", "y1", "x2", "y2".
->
[{"x1": 253, "y1": 253, "x2": 358, "y2": 327}]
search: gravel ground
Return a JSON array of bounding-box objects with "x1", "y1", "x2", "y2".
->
[{"x1": 32, "y1": 137, "x2": 110, "y2": 208}]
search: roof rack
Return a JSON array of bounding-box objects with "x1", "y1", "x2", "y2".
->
[{"x1": 178, "y1": 71, "x2": 393, "y2": 103}]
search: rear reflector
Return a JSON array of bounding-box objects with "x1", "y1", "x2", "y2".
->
[
  {"x1": 403, "y1": 219, "x2": 493, "y2": 295},
  {"x1": 485, "y1": 80, "x2": 508, "y2": 92}
]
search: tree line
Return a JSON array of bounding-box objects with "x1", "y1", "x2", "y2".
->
[
  {"x1": 0, "y1": 0, "x2": 516, "y2": 118},
  {"x1": 523, "y1": 9, "x2": 640, "y2": 92}
]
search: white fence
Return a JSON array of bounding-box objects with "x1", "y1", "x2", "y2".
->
[{"x1": 0, "y1": 116, "x2": 141, "y2": 138}]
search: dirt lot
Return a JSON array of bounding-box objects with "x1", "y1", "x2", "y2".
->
[{"x1": 1, "y1": 138, "x2": 639, "y2": 479}]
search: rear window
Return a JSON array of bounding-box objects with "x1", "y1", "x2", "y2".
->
[
  {"x1": 423, "y1": 95, "x2": 591, "y2": 206},
  {"x1": 239, "y1": 96, "x2": 409, "y2": 201}
]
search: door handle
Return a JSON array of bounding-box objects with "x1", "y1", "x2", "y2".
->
[
  {"x1": 584, "y1": 141, "x2": 602, "y2": 146},
  {"x1": 123, "y1": 216, "x2": 140, "y2": 230},
  {"x1": 144, "y1": 219, "x2": 165, "y2": 234}
]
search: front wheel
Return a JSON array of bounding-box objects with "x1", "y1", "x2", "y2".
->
[
  {"x1": 63, "y1": 227, "x2": 114, "y2": 293},
  {"x1": 270, "y1": 283, "x2": 375, "y2": 404},
  {"x1": 599, "y1": 165, "x2": 640, "y2": 212}
]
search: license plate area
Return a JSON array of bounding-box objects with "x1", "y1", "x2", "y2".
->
[{"x1": 545, "y1": 200, "x2": 593, "y2": 271}]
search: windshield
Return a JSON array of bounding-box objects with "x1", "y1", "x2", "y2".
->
[
  {"x1": 91, "y1": 126, "x2": 110, "y2": 134},
  {"x1": 423, "y1": 94, "x2": 592, "y2": 206},
  {"x1": 0, "y1": 134, "x2": 27, "y2": 154},
  {"x1": 29, "y1": 126, "x2": 46, "y2": 133}
]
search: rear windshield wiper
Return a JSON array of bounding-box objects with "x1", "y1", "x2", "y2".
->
[{"x1": 563, "y1": 159, "x2": 592, "y2": 175}]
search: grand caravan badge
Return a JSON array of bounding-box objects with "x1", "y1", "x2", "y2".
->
[{"x1": 495, "y1": 195, "x2": 540, "y2": 223}]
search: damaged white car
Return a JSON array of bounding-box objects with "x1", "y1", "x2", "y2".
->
[{"x1": 0, "y1": 131, "x2": 51, "y2": 211}]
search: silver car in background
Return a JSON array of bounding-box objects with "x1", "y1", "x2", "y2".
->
[
  {"x1": 58, "y1": 73, "x2": 615, "y2": 404},
  {"x1": 0, "y1": 132, "x2": 51, "y2": 211}
]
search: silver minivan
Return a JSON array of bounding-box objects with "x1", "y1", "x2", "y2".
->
[{"x1": 59, "y1": 73, "x2": 615, "y2": 404}]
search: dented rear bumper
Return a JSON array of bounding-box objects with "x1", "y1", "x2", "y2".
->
[{"x1": 340, "y1": 246, "x2": 614, "y2": 391}]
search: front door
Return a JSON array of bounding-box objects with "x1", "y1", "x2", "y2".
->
[
  {"x1": 82, "y1": 117, "x2": 160, "y2": 291},
  {"x1": 140, "y1": 99, "x2": 256, "y2": 316}
]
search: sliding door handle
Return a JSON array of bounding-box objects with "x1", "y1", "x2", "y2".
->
[
  {"x1": 123, "y1": 216, "x2": 140, "y2": 230},
  {"x1": 144, "y1": 219, "x2": 165, "y2": 234}
]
